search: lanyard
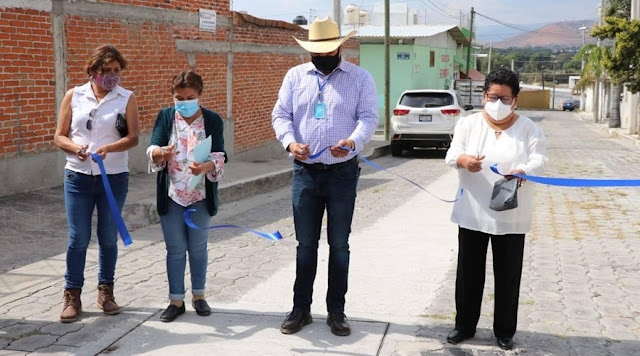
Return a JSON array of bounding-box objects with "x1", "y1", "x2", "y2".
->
[{"x1": 315, "y1": 70, "x2": 337, "y2": 99}]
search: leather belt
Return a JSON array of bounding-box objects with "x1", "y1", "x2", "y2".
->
[{"x1": 294, "y1": 156, "x2": 358, "y2": 170}]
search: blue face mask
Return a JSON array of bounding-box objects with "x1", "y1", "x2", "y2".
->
[{"x1": 175, "y1": 99, "x2": 199, "y2": 118}]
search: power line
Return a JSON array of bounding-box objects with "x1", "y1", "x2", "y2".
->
[
  {"x1": 474, "y1": 11, "x2": 529, "y2": 32},
  {"x1": 423, "y1": 0, "x2": 459, "y2": 18},
  {"x1": 417, "y1": 0, "x2": 459, "y2": 19}
]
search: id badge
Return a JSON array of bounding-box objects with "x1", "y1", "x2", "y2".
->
[{"x1": 314, "y1": 102, "x2": 326, "y2": 120}]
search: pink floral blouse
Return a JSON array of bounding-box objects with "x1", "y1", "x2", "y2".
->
[{"x1": 147, "y1": 112, "x2": 225, "y2": 207}]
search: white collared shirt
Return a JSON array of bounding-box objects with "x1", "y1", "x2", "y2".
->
[
  {"x1": 65, "y1": 82, "x2": 132, "y2": 175},
  {"x1": 445, "y1": 112, "x2": 548, "y2": 235},
  {"x1": 271, "y1": 59, "x2": 378, "y2": 164}
]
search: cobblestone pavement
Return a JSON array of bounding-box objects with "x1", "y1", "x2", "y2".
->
[
  {"x1": 0, "y1": 141, "x2": 450, "y2": 354},
  {"x1": 416, "y1": 111, "x2": 640, "y2": 355},
  {"x1": 1, "y1": 110, "x2": 640, "y2": 355}
]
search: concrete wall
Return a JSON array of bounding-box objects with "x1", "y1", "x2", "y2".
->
[
  {"x1": 0, "y1": 1, "x2": 359, "y2": 196},
  {"x1": 621, "y1": 87, "x2": 639, "y2": 135},
  {"x1": 359, "y1": 31, "x2": 461, "y2": 125},
  {"x1": 518, "y1": 90, "x2": 550, "y2": 109}
]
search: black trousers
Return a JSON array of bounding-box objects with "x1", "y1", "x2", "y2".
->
[{"x1": 454, "y1": 226, "x2": 525, "y2": 338}]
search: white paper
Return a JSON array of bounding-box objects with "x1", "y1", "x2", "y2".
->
[{"x1": 188, "y1": 136, "x2": 212, "y2": 190}]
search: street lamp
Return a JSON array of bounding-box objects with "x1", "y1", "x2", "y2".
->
[
  {"x1": 579, "y1": 26, "x2": 587, "y2": 110},
  {"x1": 579, "y1": 26, "x2": 587, "y2": 71}
]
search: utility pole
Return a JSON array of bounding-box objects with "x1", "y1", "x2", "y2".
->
[
  {"x1": 594, "y1": 0, "x2": 605, "y2": 123},
  {"x1": 333, "y1": 0, "x2": 341, "y2": 34},
  {"x1": 631, "y1": 0, "x2": 639, "y2": 134},
  {"x1": 541, "y1": 66, "x2": 545, "y2": 90},
  {"x1": 511, "y1": 59, "x2": 514, "y2": 71},
  {"x1": 384, "y1": 0, "x2": 390, "y2": 140},
  {"x1": 465, "y1": 7, "x2": 475, "y2": 80},
  {"x1": 579, "y1": 25, "x2": 587, "y2": 111},
  {"x1": 487, "y1": 41, "x2": 492, "y2": 73},
  {"x1": 465, "y1": 7, "x2": 475, "y2": 105},
  {"x1": 309, "y1": 8, "x2": 317, "y2": 22},
  {"x1": 552, "y1": 61, "x2": 556, "y2": 110}
]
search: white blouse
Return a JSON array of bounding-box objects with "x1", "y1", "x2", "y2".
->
[
  {"x1": 444, "y1": 112, "x2": 547, "y2": 235},
  {"x1": 65, "y1": 82, "x2": 132, "y2": 175}
]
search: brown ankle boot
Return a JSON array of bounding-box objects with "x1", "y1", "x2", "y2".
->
[
  {"x1": 97, "y1": 283, "x2": 120, "y2": 315},
  {"x1": 60, "y1": 288, "x2": 82, "y2": 323}
]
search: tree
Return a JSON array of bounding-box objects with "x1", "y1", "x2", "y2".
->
[
  {"x1": 587, "y1": 0, "x2": 634, "y2": 128},
  {"x1": 575, "y1": 44, "x2": 610, "y2": 122},
  {"x1": 592, "y1": 17, "x2": 640, "y2": 93}
]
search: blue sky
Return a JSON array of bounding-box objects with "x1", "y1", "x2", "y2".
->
[{"x1": 232, "y1": 0, "x2": 598, "y2": 40}]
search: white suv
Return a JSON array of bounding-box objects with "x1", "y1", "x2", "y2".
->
[{"x1": 390, "y1": 89, "x2": 474, "y2": 157}]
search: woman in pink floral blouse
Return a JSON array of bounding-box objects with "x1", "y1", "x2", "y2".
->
[{"x1": 147, "y1": 71, "x2": 226, "y2": 322}]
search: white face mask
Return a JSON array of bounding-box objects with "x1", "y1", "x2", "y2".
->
[{"x1": 484, "y1": 99, "x2": 513, "y2": 122}]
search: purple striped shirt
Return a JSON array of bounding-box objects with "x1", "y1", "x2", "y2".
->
[{"x1": 271, "y1": 58, "x2": 379, "y2": 164}]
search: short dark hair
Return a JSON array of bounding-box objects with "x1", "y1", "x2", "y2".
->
[
  {"x1": 171, "y1": 70, "x2": 204, "y2": 95},
  {"x1": 85, "y1": 44, "x2": 127, "y2": 75},
  {"x1": 483, "y1": 68, "x2": 520, "y2": 96}
]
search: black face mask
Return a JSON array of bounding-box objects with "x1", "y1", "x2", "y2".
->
[{"x1": 311, "y1": 51, "x2": 341, "y2": 73}]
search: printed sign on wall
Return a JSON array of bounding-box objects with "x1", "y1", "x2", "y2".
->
[
  {"x1": 397, "y1": 52, "x2": 410, "y2": 60},
  {"x1": 199, "y1": 9, "x2": 217, "y2": 32}
]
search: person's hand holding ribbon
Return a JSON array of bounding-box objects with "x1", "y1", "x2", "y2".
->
[
  {"x1": 457, "y1": 154, "x2": 485, "y2": 173},
  {"x1": 289, "y1": 142, "x2": 310, "y2": 161},
  {"x1": 330, "y1": 139, "x2": 355, "y2": 158},
  {"x1": 151, "y1": 144, "x2": 178, "y2": 166},
  {"x1": 76, "y1": 144, "x2": 90, "y2": 162}
]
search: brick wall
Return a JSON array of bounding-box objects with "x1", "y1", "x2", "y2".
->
[
  {"x1": 0, "y1": 1, "x2": 360, "y2": 195},
  {"x1": 0, "y1": 7, "x2": 55, "y2": 156}
]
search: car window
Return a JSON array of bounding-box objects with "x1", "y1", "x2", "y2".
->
[{"x1": 400, "y1": 92, "x2": 454, "y2": 108}]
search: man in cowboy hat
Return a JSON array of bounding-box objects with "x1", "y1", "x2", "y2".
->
[{"x1": 272, "y1": 17, "x2": 378, "y2": 336}]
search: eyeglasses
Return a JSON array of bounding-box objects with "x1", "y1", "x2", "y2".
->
[
  {"x1": 86, "y1": 109, "x2": 98, "y2": 130},
  {"x1": 486, "y1": 94, "x2": 515, "y2": 105}
]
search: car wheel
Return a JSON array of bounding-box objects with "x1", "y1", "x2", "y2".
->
[{"x1": 391, "y1": 142, "x2": 403, "y2": 157}]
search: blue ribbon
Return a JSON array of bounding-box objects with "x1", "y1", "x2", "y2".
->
[
  {"x1": 184, "y1": 209, "x2": 283, "y2": 241},
  {"x1": 490, "y1": 164, "x2": 640, "y2": 187},
  {"x1": 308, "y1": 146, "x2": 463, "y2": 202},
  {"x1": 90, "y1": 153, "x2": 132, "y2": 246}
]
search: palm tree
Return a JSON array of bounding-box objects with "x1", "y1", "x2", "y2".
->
[
  {"x1": 576, "y1": 44, "x2": 610, "y2": 123},
  {"x1": 603, "y1": 0, "x2": 631, "y2": 128}
]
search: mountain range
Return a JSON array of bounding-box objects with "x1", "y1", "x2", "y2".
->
[{"x1": 478, "y1": 20, "x2": 599, "y2": 49}]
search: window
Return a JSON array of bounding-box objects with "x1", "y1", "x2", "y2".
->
[
  {"x1": 400, "y1": 92, "x2": 454, "y2": 108},
  {"x1": 430, "y1": 51, "x2": 435, "y2": 67}
]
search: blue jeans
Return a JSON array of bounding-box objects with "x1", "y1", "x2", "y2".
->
[
  {"x1": 64, "y1": 169, "x2": 128, "y2": 289},
  {"x1": 291, "y1": 159, "x2": 360, "y2": 313},
  {"x1": 159, "y1": 199, "x2": 211, "y2": 300}
]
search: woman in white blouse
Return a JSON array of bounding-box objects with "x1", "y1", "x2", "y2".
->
[
  {"x1": 54, "y1": 44, "x2": 140, "y2": 323},
  {"x1": 444, "y1": 68, "x2": 547, "y2": 351}
]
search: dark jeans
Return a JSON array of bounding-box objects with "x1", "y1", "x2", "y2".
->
[
  {"x1": 454, "y1": 227, "x2": 525, "y2": 338},
  {"x1": 291, "y1": 159, "x2": 360, "y2": 313},
  {"x1": 63, "y1": 169, "x2": 128, "y2": 289}
]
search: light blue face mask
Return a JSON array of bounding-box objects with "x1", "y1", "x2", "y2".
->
[{"x1": 175, "y1": 99, "x2": 199, "y2": 118}]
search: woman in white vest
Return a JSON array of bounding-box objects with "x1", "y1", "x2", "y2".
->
[{"x1": 53, "y1": 44, "x2": 140, "y2": 323}]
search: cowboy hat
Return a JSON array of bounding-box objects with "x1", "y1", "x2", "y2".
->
[{"x1": 293, "y1": 17, "x2": 357, "y2": 53}]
